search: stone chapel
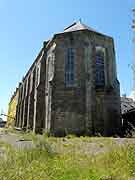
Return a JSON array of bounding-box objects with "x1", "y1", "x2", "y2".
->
[{"x1": 14, "y1": 21, "x2": 121, "y2": 136}]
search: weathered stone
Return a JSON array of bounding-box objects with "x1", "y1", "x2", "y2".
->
[{"x1": 13, "y1": 21, "x2": 121, "y2": 136}]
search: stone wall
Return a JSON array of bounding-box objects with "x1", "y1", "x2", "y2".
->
[
  {"x1": 50, "y1": 34, "x2": 86, "y2": 135},
  {"x1": 49, "y1": 30, "x2": 121, "y2": 136},
  {"x1": 33, "y1": 50, "x2": 46, "y2": 133},
  {"x1": 14, "y1": 29, "x2": 121, "y2": 136},
  {"x1": 15, "y1": 46, "x2": 47, "y2": 133}
]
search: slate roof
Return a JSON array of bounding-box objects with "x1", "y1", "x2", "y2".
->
[
  {"x1": 64, "y1": 20, "x2": 100, "y2": 34},
  {"x1": 121, "y1": 97, "x2": 135, "y2": 114}
]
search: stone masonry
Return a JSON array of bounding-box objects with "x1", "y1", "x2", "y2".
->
[{"x1": 14, "y1": 21, "x2": 121, "y2": 136}]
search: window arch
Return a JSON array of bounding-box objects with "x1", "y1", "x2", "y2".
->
[
  {"x1": 30, "y1": 71, "x2": 33, "y2": 92},
  {"x1": 48, "y1": 54, "x2": 55, "y2": 82},
  {"x1": 65, "y1": 48, "x2": 75, "y2": 86},
  {"x1": 46, "y1": 54, "x2": 55, "y2": 91},
  {"x1": 36, "y1": 62, "x2": 41, "y2": 87}
]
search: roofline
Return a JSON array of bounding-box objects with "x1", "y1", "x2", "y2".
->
[
  {"x1": 21, "y1": 41, "x2": 50, "y2": 83},
  {"x1": 9, "y1": 88, "x2": 19, "y2": 104},
  {"x1": 55, "y1": 29, "x2": 113, "y2": 40},
  {"x1": 64, "y1": 22, "x2": 77, "y2": 31},
  {"x1": 19, "y1": 28, "x2": 113, "y2": 83}
]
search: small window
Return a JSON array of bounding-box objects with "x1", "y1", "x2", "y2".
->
[
  {"x1": 95, "y1": 46, "x2": 105, "y2": 87},
  {"x1": 65, "y1": 48, "x2": 75, "y2": 86}
]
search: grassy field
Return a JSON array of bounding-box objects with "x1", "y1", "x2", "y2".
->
[{"x1": 0, "y1": 131, "x2": 135, "y2": 180}]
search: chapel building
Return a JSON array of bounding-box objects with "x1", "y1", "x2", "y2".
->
[{"x1": 15, "y1": 21, "x2": 121, "y2": 136}]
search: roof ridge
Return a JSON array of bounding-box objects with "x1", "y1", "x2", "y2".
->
[
  {"x1": 63, "y1": 20, "x2": 100, "y2": 34},
  {"x1": 64, "y1": 22, "x2": 77, "y2": 31}
]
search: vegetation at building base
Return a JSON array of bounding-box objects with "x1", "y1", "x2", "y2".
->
[{"x1": 0, "y1": 134, "x2": 135, "y2": 180}]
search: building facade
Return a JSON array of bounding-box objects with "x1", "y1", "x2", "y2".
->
[
  {"x1": 7, "y1": 88, "x2": 19, "y2": 127},
  {"x1": 14, "y1": 21, "x2": 121, "y2": 136}
]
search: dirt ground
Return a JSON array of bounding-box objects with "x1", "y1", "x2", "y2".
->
[
  {"x1": 0, "y1": 128, "x2": 135, "y2": 156},
  {"x1": 0, "y1": 128, "x2": 34, "y2": 149}
]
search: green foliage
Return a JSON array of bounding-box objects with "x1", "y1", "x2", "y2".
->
[{"x1": 0, "y1": 138, "x2": 135, "y2": 179}]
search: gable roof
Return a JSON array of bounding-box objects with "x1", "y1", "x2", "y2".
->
[{"x1": 64, "y1": 20, "x2": 99, "y2": 34}]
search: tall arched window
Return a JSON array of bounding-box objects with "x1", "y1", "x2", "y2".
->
[
  {"x1": 48, "y1": 54, "x2": 55, "y2": 82},
  {"x1": 65, "y1": 48, "x2": 75, "y2": 86},
  {"x1": 95, "y1": 46, "x2": 105, "y2": 87},
  {"x1": 36, "y1": 62, "x2": 41, "y2": 87},
  {"x1": 30, "y1": 71, "x2": 33, "y2": 93}
]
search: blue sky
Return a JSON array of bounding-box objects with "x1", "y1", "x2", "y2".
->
[{"x1": 0, "y1": 0, "x2": 135, "y2": 115}]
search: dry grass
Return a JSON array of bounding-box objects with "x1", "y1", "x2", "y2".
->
[{"x1": 0, "y1": 132, "x2": 134, "y2": 179}]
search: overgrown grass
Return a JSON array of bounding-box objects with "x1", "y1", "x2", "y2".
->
[{"x1": 0, "y1": 136, "x2": 135, "y2": 180}]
